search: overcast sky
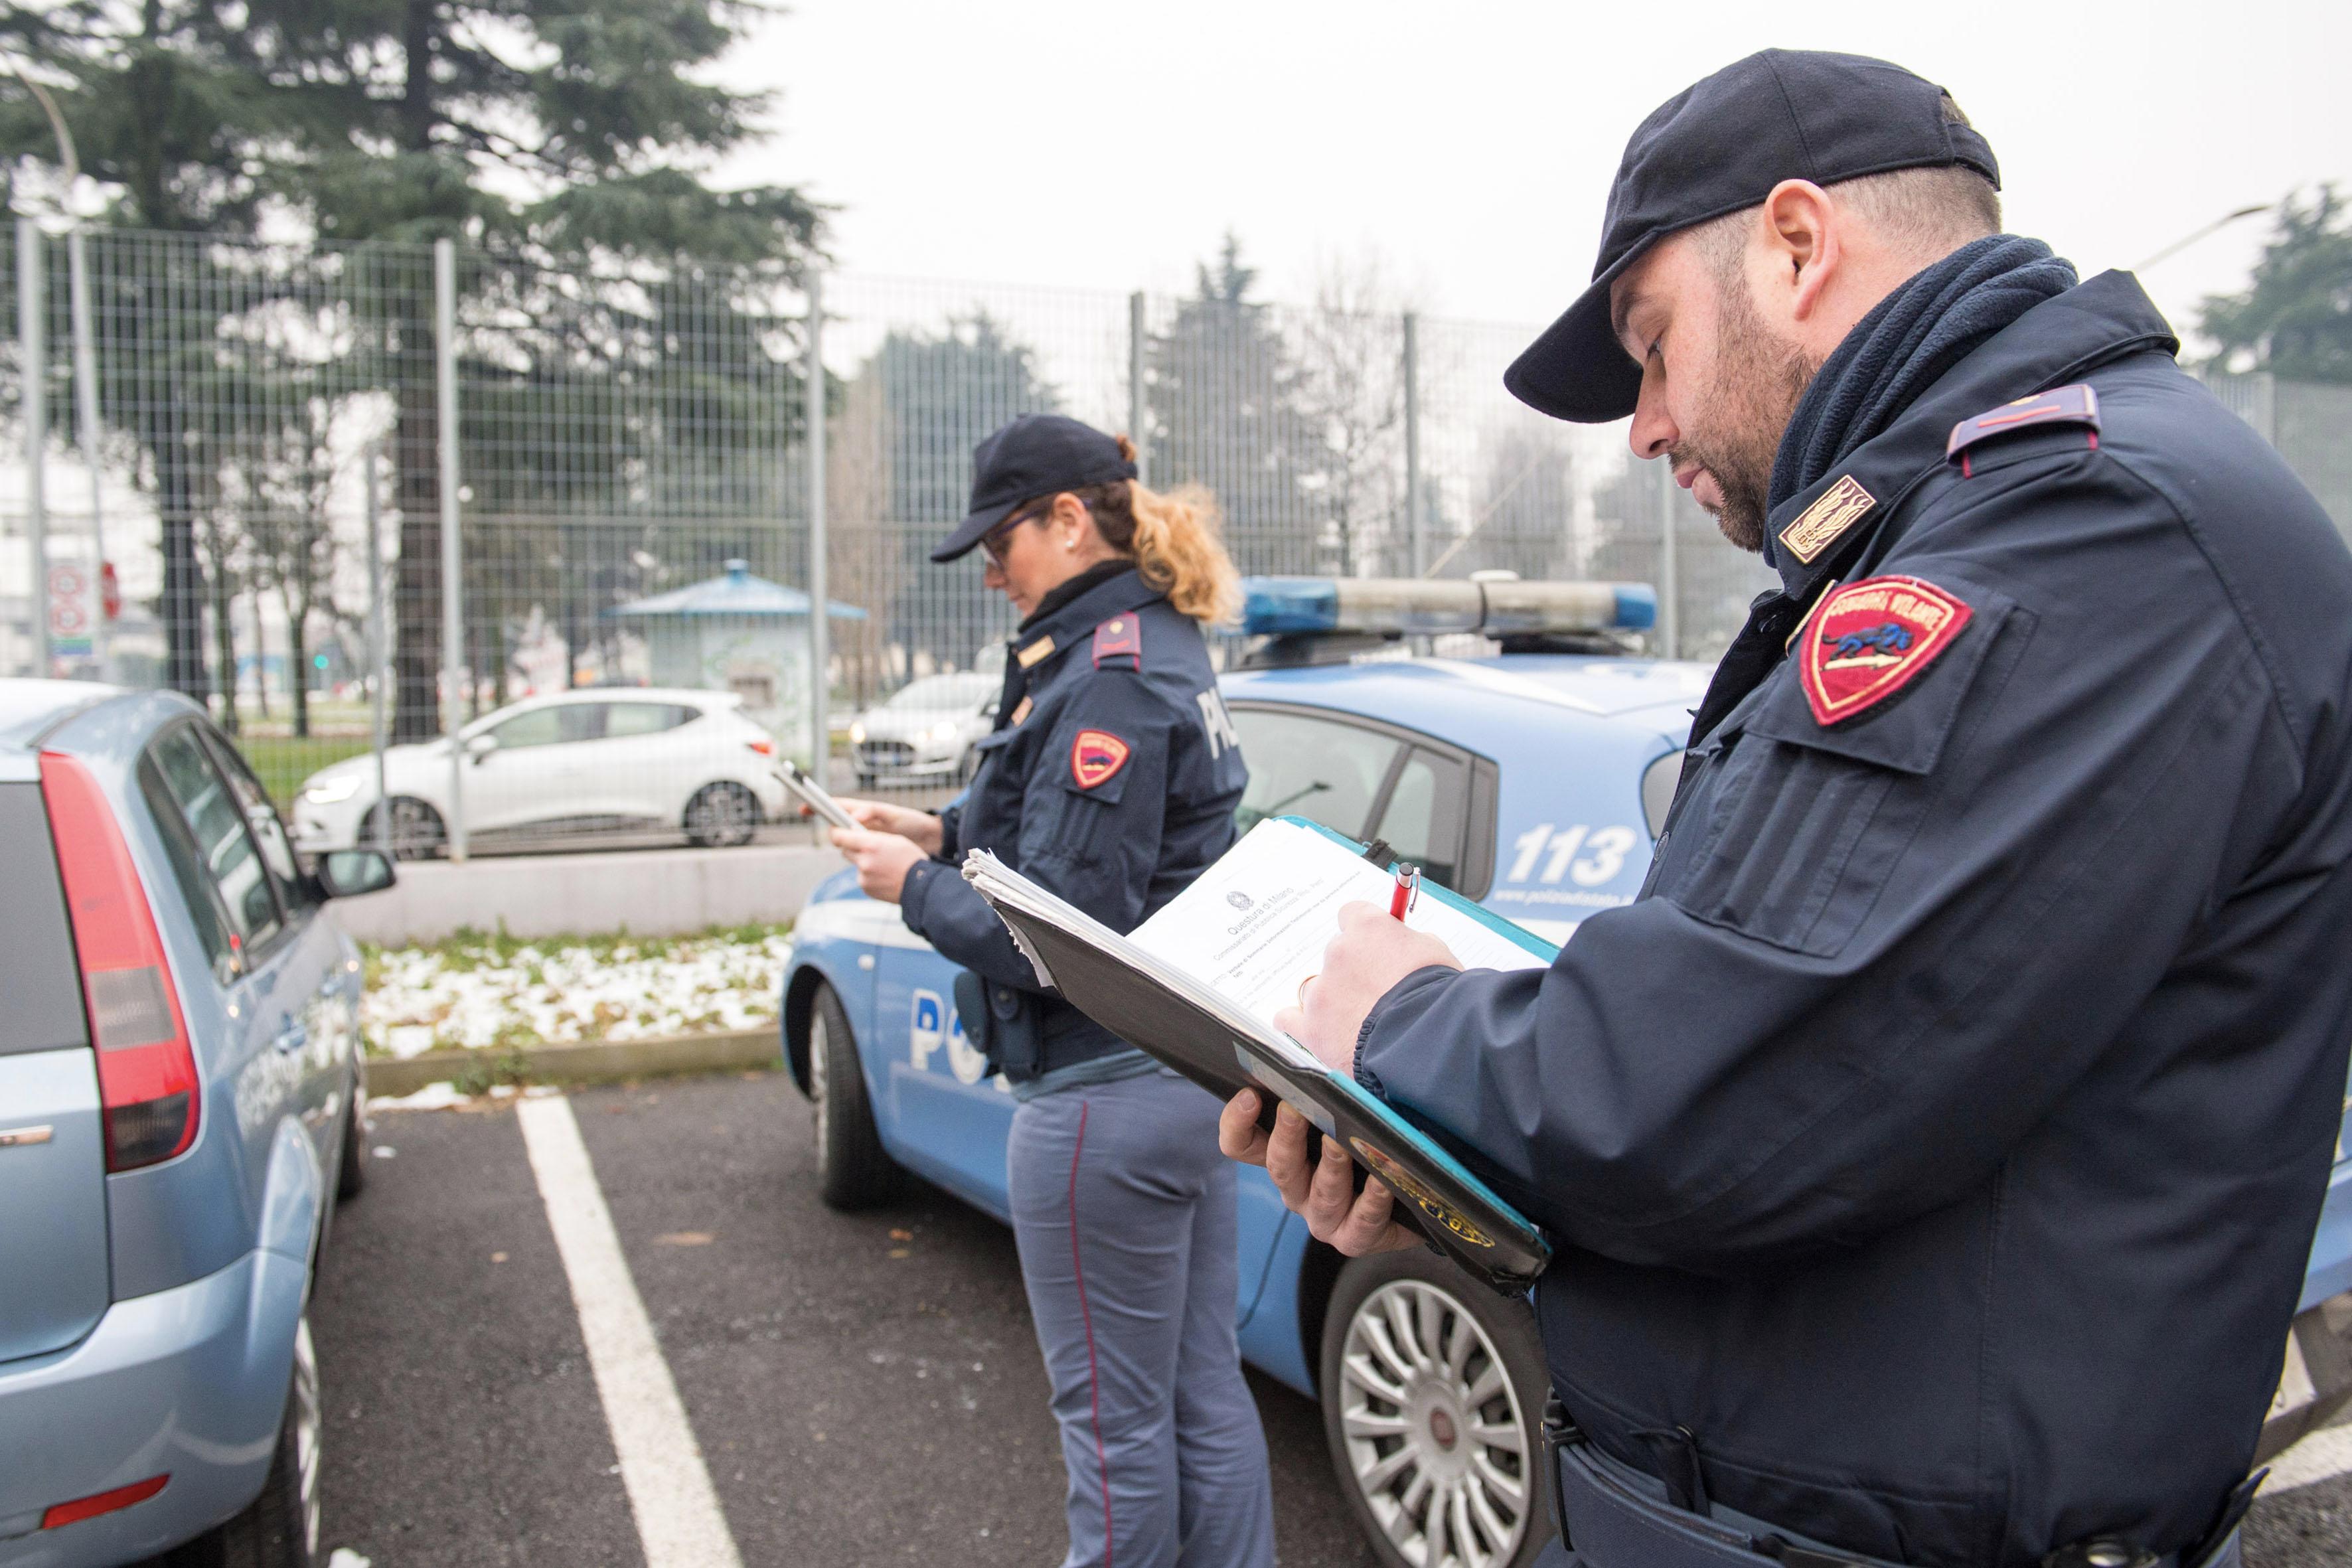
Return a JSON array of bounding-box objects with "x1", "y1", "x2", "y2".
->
[{"x1": 713, "y1": 0, "x2": 2348, "y2": 342}]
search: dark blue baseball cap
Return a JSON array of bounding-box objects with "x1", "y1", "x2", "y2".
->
[
  {"x1": 931, "y1": 413, "x2": 1139, "y2": 563},
  {"x1": 1505, "y1": 50, "x2": 2000, "y2": 424}
]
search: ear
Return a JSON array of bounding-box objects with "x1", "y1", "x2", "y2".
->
[
  {"x1": 1050, "y1": 492, "x2": 1090, "y2": 548},
  {"x1": 1760, "y1": 179, "x2": 1840, "y2": 322}
]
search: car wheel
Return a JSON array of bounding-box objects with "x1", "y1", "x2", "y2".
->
[
  {"x1": 856, "y1": 771, "x2": 877, "y2": 790},
  {"x1": 367, "y1": 797, "x2": 444, "y2": 861},
  {"x1": 1320, "y1": 1248, "x2": 1555, "y2": 1568},
  {"x1": 335, "y1": 1080, "x2": 367, "y2": 1202},
  {"x1": 684, "y1": 781, "x2": 761, "y2": 848},
  {"x1": 808, "y1": 980, "x2": 899, "y2": 1209},
  {"x1": 165, "y1": 1314, "x2": 323, "y2": 1567}
]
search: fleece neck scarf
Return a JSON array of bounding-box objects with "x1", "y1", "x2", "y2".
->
[{"x1": 1769, "y1": 234, "x2": 2078, "y2": 514}]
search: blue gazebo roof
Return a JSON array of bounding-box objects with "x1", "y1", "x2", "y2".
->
[{"x1": 607, "y1": 560, "x2": 868, "y2": 621}]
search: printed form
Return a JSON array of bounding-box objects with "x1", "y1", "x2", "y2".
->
[{"x1": 1129, "y1": 819, "x2": 1552, "y2": 1037}]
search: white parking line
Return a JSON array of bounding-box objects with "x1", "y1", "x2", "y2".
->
[
  {"x1": 516, "y1": 1095, "x2": 745, "y2": 1568},
  {"x1": 2267, "y1": 1419, "x2": 2352, "y2": 1494}
]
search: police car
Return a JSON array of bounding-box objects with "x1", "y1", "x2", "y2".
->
[{"x1": 776, "y1": 576, "x2": 2352, "y2": 1568}]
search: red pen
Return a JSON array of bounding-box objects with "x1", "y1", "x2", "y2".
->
[{"x1": 1389, "y1": 864, "x2": 1422, "y2": 921}]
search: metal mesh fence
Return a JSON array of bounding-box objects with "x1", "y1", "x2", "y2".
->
[{"x1": 77, "y1": 226, "x2": 2352, "y2": 862}]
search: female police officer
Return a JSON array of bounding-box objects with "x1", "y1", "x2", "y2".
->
[{"x1": 829, "y1": 413, "x2": 1273, "y2": 1568}]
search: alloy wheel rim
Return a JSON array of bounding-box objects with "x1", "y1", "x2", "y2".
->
[
  {"x1": 1338, "y1": 1279, "x2": 1532, "y2": 1568},
  {"x1": 292, "y1": 1313, "x2": 323, "y2": 1557}
]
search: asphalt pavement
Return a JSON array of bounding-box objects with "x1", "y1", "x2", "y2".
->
[
  {"x1": 313, "y1": 1070, "x2": 1375, "y2": 1567},
  {"x1": 313, "y1": 1070, "x2": 2352, "y2": 1568}
]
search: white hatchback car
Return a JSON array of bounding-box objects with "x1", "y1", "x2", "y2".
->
[
  {"x1": 293, "y1": 688, "x2": 789, "y2": 858},
  {"x1": 846, "y1": 671, "x2": 1000, "y2": 787}
]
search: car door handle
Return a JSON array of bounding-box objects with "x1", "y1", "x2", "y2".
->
[
  {"x1": 273, "y1": 1020, "x2": 309, "y2": 1054},
  {"x1": 0, "y1": 1125, "x2": 54, "y2": 1149}
]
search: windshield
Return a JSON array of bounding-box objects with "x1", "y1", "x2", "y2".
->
[{"x1": 885, "y1": 674, "x2": 995, "y2": 712}]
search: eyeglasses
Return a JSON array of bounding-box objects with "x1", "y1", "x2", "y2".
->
[{"x1": 978, "y1": 505, "x2": 1046, "y2": 569}]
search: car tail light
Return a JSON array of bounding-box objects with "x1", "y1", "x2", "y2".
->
[
  {"x1": 41, "y1": 1474, "x2": 169, "y2": 1530},
  {"x1": 39, "y1": 751, "x2": 200, "y2": 1170},
  {"x1": 745, "y1": 737, "x2": 775, "y2": 756}
]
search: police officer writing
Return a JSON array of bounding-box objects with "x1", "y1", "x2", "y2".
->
[
  {"x1": 1221, "y1": 50, "x2": 2352, "y2": 1568},
  {"x1": 831, "y1": 414, "x2": 1275, "y2": 1568}
]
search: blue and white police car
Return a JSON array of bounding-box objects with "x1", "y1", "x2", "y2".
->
[{"x1": 776, "y1": 576, "x2": 2352, "y2": 1568}]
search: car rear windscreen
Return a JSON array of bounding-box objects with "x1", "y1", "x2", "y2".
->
[{"x1": 0, "y1": 783, "x2": 91, "y2": 1056}]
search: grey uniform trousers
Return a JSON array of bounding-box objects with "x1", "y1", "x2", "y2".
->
[{"x1": 1007, "y1": 1067, "x2": 1277, "y2": 1568}]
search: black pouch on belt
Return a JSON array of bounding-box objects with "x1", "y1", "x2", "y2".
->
[{"x1": 953, "y1": 969, "x2": 1044, "y2": 1079}]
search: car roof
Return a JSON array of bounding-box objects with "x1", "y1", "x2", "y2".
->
[
  {"x1": 1219, "y1": 652, "x2": 1708, "y2": 753},
  {"x1": 507, "y1": 687, "x2": 735, "y2": 709},
  {"x1": 0, "y1": 679, "x2": 127, "y2": 779}
]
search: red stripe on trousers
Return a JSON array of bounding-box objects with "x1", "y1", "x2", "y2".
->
[{"x1": 1068, "y1": 1099, "x2": 1113, "y2": 1567}]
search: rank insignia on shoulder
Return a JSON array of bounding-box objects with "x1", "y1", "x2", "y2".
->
[
  {"x1": 1799, "y1": 576, "x2": 1974, "y2": 726},
  {"x1": 1778, "y1": 473, "x2": 1876, "y2": 566},
  {"x1": 1091, "y1": 614, "x2": 1142, "y2": 671},
  {"x1": 1946, "y1": 383, "x2": 2100, "y2": 475},
  {"x1": 1070, "y1": 729, "x2": 1131, "y2": 789}
]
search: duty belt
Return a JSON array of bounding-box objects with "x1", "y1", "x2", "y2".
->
[{"x1": 1541, "y1": 1406, "x2": 2255, "y2": 1568}]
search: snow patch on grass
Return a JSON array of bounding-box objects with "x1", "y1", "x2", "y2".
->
[{"x1": 361, "y1": 923, "x2": 794, "y2": 1058}]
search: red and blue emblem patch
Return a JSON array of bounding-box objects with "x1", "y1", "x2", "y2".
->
[
  {"x1": 1799, "y1": 576, "x2": 1974, "y2": 726},
  {"x1": 1069, "y1": 729, "x2": 1131, "y2": 789}
]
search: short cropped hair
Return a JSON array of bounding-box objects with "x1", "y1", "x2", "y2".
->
[{"x1": 1691, "y1": 164, "x2": 2003, "y2": 280}]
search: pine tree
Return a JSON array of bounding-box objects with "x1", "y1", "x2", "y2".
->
[{"x1": 2201, "y1": 187, "x2": 2352, "y2": 386}]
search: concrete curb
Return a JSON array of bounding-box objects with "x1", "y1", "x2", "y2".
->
[{"x1": 366, "y1": 1026, "x2": 783, "y2": 1099}]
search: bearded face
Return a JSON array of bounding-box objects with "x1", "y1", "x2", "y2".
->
[{"x1": 1672, "y1": 268, "x2": 1818, "y2": 553}]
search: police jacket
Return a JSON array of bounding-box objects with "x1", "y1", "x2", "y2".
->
[
  {"x1": 1355, "y1": 273, "x2": 2352, "y2": 1565},
  {"x1": 900, "y1": 564, "x2": 1248, "y2": 1081}
]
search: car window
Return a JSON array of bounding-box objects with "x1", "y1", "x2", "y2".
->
[
  {"x1": 139, "y1": 753, "x2": 242, "y2": 982},
  {"x1": 605, "y1": 702, "x2": 694, "y2": 738},
  {"x1": 1368, "y1": 749, "x2": 1471, "y2": 892},
  {"x1": 489, "y1": 707, "x2": 566, "y2": 749},
  {"x1": 146, "y1": 726, "x2": 282, "y2": 957},
  {"x1": 887, "y1": 674, "x2": 996, "y2": 712},
  {"x1": 1229, "y1": 709, "x2": 1404, "y2": 840},
  {"x1": 0, "y1": 783, "x2": 92, "y2": 1054},
  {"x1": 197, "y1": 727, "x2": 308, "y2": 907}
]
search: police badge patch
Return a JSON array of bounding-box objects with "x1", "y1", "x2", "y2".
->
[
  {"x1": 1799, "y1": 576, "x2": 1974, "y2": 726},
  {"x1": 1069, "y1": 729, "x2": 1131, "y2": 789}
]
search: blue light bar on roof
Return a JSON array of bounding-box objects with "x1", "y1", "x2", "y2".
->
[{"x1": 1240, "y1": 576, "x2": 1657, "y2": 639}]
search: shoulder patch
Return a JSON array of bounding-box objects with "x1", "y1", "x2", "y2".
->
[
  {"x1": 1778, "y1": 474, "x2": 1877, "y2": 566},
  {"x1": 1069, "y1": 730, "x2": 1131, "y2": 789},
  {"x1": 1799, "y1": 576, "x2": 1974, "y2": 727},
  {"x1": 1091, "y1": 614, "x2": 1142, "y2": 671},
  {"x1": 1946, "y1": 384, "x2": 2100, "y2": 472}
]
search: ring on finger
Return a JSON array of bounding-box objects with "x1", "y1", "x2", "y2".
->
[{"x1": 1296, "y1": 973, "x2": 1318, "y2": 1008}]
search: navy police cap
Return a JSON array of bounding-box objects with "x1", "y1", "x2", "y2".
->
[
  {"x1": 932, "y1": 413, "x2": 1138, "y2": 563},
  {"x1": 1505, "y1": 50, "x2": 2000, "y2": 424}
]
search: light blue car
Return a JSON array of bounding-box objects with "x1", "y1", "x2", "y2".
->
[
  {"x1": 0, "y1": 680, "x2": 392, "y2": 1568},
  {"x1": 779, "y1": 579, "x2": 2352, "y2": 1568}
]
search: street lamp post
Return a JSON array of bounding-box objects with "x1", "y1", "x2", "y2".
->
[{"x1": 2132, "y1": 203, "x2": 2275, "y2": 272}]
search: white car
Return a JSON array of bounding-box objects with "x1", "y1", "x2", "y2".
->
[
  {"x1": 293, "y1": 688, "x2": 790, "y2": 858},
  {"x1": 847, "y1": 672, "x2": 1000, "y2": 787}
]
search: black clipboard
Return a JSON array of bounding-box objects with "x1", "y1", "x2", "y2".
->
[{"x1": 963, "y1": 850, "x2": 1553, "y2": 1291}]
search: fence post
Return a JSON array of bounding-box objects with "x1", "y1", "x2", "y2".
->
[
  {"x1": 434, "y1": 237, "x2": 467, "y2": 862},
  {"x1": 18, "y1": 219, "x2": 48, "y2": 677},
  {"x1": 365, "y1": 442, "x2": 390, "y2": 859},
  {"x1": 66, "y1": 226, "x2": 104, "y2": 673},
  {"x1": 1402, "y1": 311, "x2": 1423, "y2": 578},
  {"x1": 805, "y1": 272, "x2": 830, "y2": 801},
  {"x1": 1128, "y1": 291, "x2": 1150, "y2": 485},
  {"x1": 1656, "y1": 458, "x2": 1680, "y2": 661}
]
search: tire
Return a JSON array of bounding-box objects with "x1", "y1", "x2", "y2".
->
[
  {"x1": 1320, "y1": 1248, "x2": 1555, "y2": 1568},
  {"x1": 366, "y1": 797, "x2": 444, "y2": 862},
  {"x1": 856, "y1": 771, "x2": 877, "y2": 790},
  {"x1": 684, "y1": 781, "x2": 761, "y2": 848},
  {"x1": 808, "y1": 980, "x2": 899, "y2": 1209},
  {"x1": 335, "y1": 1075, "x2": 367, "y2": 1202},
  {"x1": 166, "y1": 1314, "x2": 323, "y2": 1568}
]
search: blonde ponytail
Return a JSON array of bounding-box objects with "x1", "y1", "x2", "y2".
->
[{"x1": 1071, "y1": 435, "x2": 1244, "y2": 627}]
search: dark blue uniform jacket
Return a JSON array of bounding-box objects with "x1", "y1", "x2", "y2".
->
[
  {"x1": 901, "y1": 565, "x2": 1247, "y2": 1079},
  {"x1": 1357, "y1": 274, "x2": 2352, "y2": 1565}
]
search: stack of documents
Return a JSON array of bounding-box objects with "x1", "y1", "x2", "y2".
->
[{"x1": 963, "y1": 817, "x2": 1557, "y2": 1289}]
